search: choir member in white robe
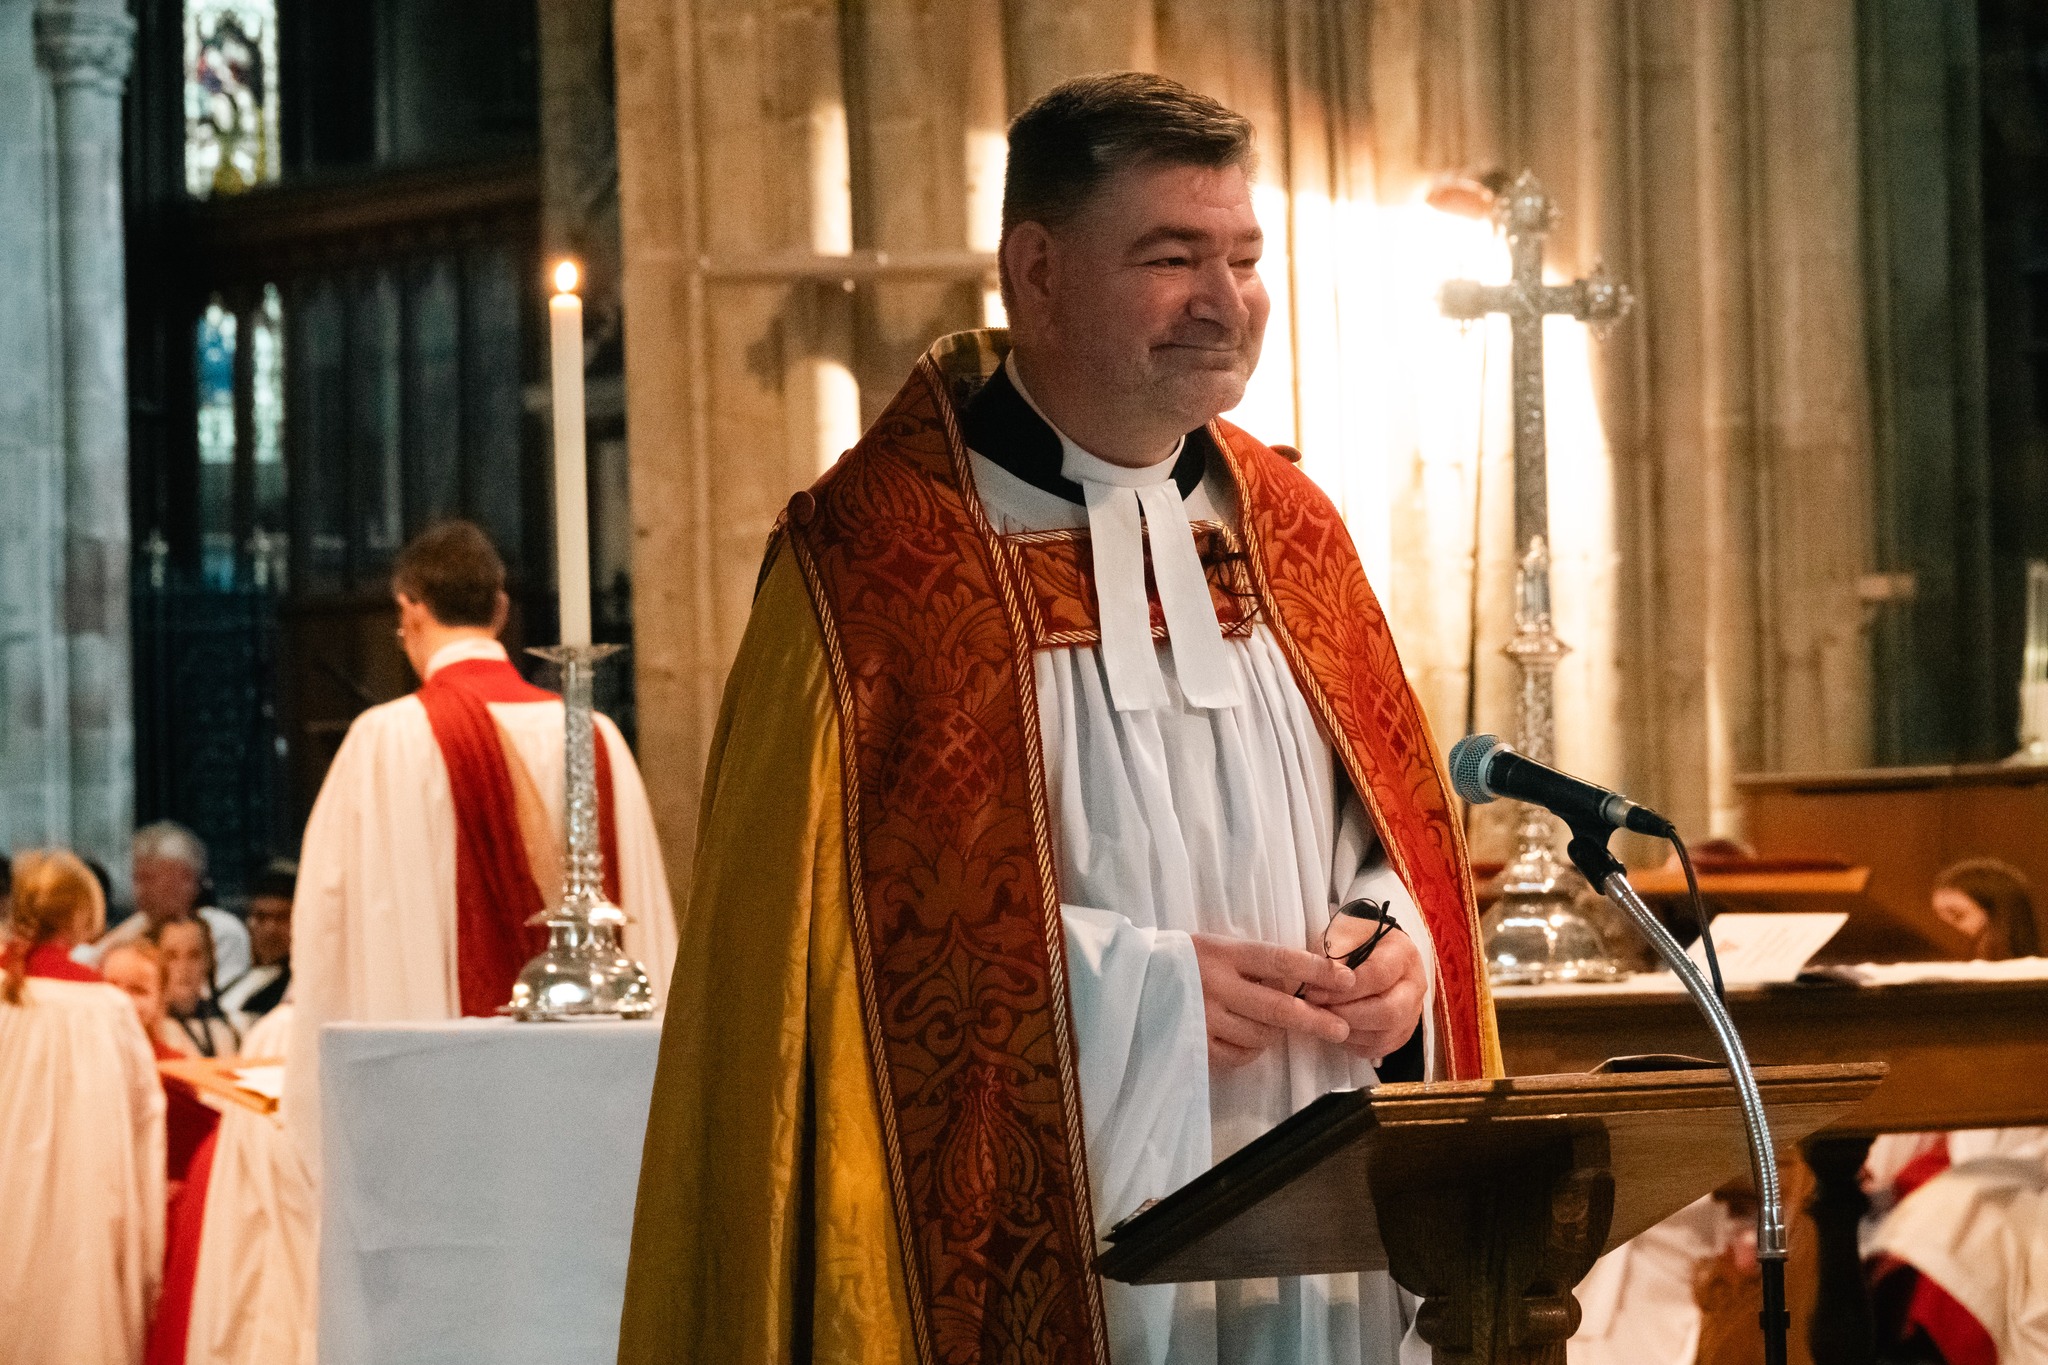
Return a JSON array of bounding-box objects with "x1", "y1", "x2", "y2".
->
[
  {"x1": 183, "y1": 1005, "x2": 317, "y2": 1365},
  {"x1": 285, "y1": 522, "x2": 678, "y2": 1184},
  {"x1": 1867, "y1": 1127, "x2": 2048, "y2": 1364},
  {"x1": 0, "y1": 849, "x2": 167, "y2": 1365}
]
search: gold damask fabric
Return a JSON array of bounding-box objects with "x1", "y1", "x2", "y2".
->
[{"x1": 617, "y1": 549, "x2": 916, "y2": 1365}]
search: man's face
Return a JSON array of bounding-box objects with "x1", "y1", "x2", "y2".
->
[
  {"x1": 1024, "y1": 160, "x2": 1270, "y2": 435},
  {"x1": 132, "y1": 854, "x2": 200, "y2": 927},
  {"x1": 248, "y1": 894, "x2": 292, "y2": 966},
  {"x1": 157, "y1": 920, "x2": 210, "y2": 1012},
  {"x1": 101, "y1": 948, "x2": 167, "y2": 1032}
]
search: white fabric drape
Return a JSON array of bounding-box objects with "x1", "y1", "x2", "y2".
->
[
  {"x1": 0, "y1": 976, "x2": 167, "y2": 1365},
  {"x1": 1566, "y1": 1196, "x2": 1733, "y2": 1365},
  {"x1": 1864, "y1": 1128, "x2": 2048, "y2": 1365},
  {"x1": 184, "y1": 1005, "x2": 317, "y2": 1365},
  {"x1": 971, "y1": 443, "x2": 1435, "y2": 1365},
  {"x1": 284, "y1": 640, "x2": 679, "y2": 1187}
]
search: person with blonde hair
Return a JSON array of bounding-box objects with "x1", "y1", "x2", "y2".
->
[{"x1": 0, "y1": 848, "x2": 167, "y2": 1365}]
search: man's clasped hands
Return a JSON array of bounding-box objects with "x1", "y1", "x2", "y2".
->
[{"x1": 1190, "y1": 928, "x2": 1426, "y2": 1070}]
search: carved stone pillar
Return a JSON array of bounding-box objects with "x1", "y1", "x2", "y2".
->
[{"x1": 34, "y1": 0, "x2": 135, "y2": 873}]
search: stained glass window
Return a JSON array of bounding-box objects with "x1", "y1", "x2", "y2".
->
[
  {"x1": 184, "y1": 0, "x2": 279, "y2": 198},
  {"x1": 251, "y1": 284, "x2": 288, "y2": 588},
  {"x1": 196, "y1": 298, "x2": 238, "y2": 586},
  {"x1": 195, "y1": 285, "x2": 288, "y2": 589}
]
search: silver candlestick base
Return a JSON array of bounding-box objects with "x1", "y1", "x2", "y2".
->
[
  {"x1": 1481, "y1": 832, "x2": 1624, "y2": 985},
  {"x1": 505, "y1": 642, "x2": 655, "y2": 1022}
]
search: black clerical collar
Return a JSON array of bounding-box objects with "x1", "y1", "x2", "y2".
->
[{"x1": 961, "y1": 360, "x2": 1209, "y2": 506}]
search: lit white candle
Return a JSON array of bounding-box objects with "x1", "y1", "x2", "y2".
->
[{"x1": 548, "y1": 260, "x2": 592, "y2": 648}]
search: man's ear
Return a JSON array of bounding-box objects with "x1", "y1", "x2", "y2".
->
[
  {"x1": 999, "y1": 222, "x2": 1056, "y2": 328},
  {"x1": 491, "y1": 589, "x2": 511, "y2": 635}
]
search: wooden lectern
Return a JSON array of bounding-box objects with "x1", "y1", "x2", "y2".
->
[{"x1": 1098, "y1": 1064, "x2": 1886, "y2": 1365}]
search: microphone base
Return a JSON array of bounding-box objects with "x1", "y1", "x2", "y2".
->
[{"x1": 1481, "y1": 838, "x2": 1627, "y2": 985}]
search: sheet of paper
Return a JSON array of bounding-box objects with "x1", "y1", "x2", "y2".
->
[
  {"x1": 1687, "y1": 912, "x2": 1847, "y2": 984},
  {"x1": 232, "y1": 1063, "x2": 286, "y2": 1101}
]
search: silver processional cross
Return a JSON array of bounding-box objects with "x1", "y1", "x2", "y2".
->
[{"x1": 1439, "y1": 170, "x2": 1633, "y2": 984}]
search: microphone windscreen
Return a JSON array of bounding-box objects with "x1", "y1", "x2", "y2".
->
[{"x1": 1447, "y1": 734, "x2": 1503, "y2": 805}]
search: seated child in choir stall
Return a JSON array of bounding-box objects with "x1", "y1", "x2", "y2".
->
[
  {"x1": 150, "y1": 916, "x2": 241, "y2": 1058},
  {"x1": 1927, "y1": 858, "x2": 2038, "y2": 961},
  {"x1": 101, "y1": 939, "x2": 222, "y2": 1202}
]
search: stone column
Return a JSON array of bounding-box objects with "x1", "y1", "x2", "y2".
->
[{"x1": 35, "y1": 0, "x2": 134, "y2": 874}]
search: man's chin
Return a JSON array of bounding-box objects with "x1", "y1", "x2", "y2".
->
[{"x1": 1152, "y1": 372, "x2": 1249, "y2": 430}]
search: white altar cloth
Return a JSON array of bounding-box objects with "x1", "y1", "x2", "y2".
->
[{"x1": 318, "y1": 1018, "x2": 660, "y2": 1365}]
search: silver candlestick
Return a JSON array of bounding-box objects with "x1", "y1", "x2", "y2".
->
[{"x1": 505, "y1": 643, "x2": 655, "y2": 1021}]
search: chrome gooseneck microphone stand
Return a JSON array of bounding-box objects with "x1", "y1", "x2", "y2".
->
[{"x1": 1560, "y1": 831, "x2": 1791, "y2": 1365}]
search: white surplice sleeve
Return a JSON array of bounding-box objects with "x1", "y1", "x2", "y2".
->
[
  {"x1": 1331, "y1": 790, "x2": 1439, "y2": 1079},
  {"x1": 1061, "y1": 903, "x2": 1215, "y2": 1365}
]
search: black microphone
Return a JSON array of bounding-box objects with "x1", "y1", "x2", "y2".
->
[{"x1": 1447, "y1": 734, "x2": 1673, "y2": 837}]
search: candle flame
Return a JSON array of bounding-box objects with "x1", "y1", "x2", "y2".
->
[{"x1": 553, "y1": 260, "x2": 580, "y2": 295}]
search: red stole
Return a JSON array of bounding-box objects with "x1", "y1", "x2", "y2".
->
[
  {"x1": 415, "y1": 656, "x2": 623, "y2": 1017},
  {"x1": 782, "y1": 335, "x2": 1492, "y2": 1365},
  {"x1": 143, "y1": 1038, "x2": 227, "y2": 1365},
  {"x1": 144, "y1": 1128, "x2": 219, "y2": 1365},
  {"x1": 17, "y1": 940, "x2": 100, "y2": 983}
]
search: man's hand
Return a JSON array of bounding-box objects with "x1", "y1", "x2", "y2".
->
[
  {"x1": 1190, "y1": 934, "x2": 1354, "y2": 1069},
  {"x1": 1300, "y1": 928, "x2": 1426, "y2": 1061}
]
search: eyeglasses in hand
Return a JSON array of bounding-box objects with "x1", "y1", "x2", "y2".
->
[{"x1": 1295, "y1": 896, "x2": 1397, "y2": 999}]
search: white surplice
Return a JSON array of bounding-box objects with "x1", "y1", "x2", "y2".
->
[
  {"x1": 185, "y1": 1005, "x2": 317, "y2": 1365},
  {"x1": 1566, "y1": 1195, "x2": 1734, "y2": 1365},
  {"x1": 970, "y1": 367, "x2": 1439, "y2": 1365},
  {"x1": 1867, "y1": 1128, "x2": 2048, "y2": 1364},
  {"x1": 284, "y1": 638, "x2": 679, "y2": 1184},
  {"x1": 0, "y1": 975, "x2": 167, "y2": 1365}
]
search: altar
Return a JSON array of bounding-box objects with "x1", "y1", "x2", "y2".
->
[{"x1": 318, "y1": 1019, "x2": 662, "y2": 1365}]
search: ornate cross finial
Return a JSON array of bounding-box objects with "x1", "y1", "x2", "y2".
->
[{"x1": 1438, "y1": 169, "x2": 1636, "y2": 985}]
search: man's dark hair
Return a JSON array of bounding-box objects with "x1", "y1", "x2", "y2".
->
[
  {"x1": 249, "y1": 857, "x2": 298, "y2": 903},
  {"x1": 392, "y1": 520, "x2": 506, "y2": 628},
  {"x1": 1001, "y1": 72, "x2": 1256, "y2": 240}
]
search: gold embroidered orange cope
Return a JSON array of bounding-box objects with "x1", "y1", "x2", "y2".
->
[{"x1": 772, "y1": 332, "x2": 1496, "y2": 1365}]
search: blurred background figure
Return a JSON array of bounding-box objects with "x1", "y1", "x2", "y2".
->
[
  {"x1": 152, "y1": 917, "x2": 241, "y2": 1058},
  {"x1": 0, "y1": 848, "x2": 167, "y2": 1365},
  {"x1": 101, "y1": 940, "x2": 224, "y2": 1196},
  {"x1": 177, "y1": 1001, "x2": 317, "y2": 1365},
  {"x1": 87, "y1": 823, "x2": 252, "y2": 987},
  {"x1": 218, "y1": 859, "x2": 294, "y2": 1034},
  {"x1": 1929, "y1": 859, "x2": 2039, "y2": 960}
]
